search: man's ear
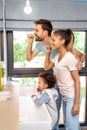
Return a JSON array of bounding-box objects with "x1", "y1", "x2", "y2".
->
[{"x1": 43, "y1": 30, "x2": 48, "y2": 36}]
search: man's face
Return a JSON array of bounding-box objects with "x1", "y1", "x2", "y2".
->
[{"x1": 34, "y1": 24, "x2": 46, "y2": 41}]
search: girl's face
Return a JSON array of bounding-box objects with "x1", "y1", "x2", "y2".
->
[
  {"x1": 51, "y1": 33, "x2": 64, "y2": 50},
  {"x1": 38, "y1": 77, "x2": 48, "y2": 91}
]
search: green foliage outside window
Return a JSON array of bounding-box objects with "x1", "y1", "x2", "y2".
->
[
  {"x1": 13, "y1": 38, "x2": 28, "y2": 63},
  {"x1": 74, "y1": 32, "x2": 85, "y2": 53}
]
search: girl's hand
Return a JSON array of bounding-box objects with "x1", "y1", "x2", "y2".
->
[
  {"x1": 31, "y1": 94, "x2": 36, "y2": 98},
  {"x1": 72, "y1": 104, "x2": 80, "y2": 116},
  {"x1": 37, "y1": 87, "x2": 41, "y2": 92}
]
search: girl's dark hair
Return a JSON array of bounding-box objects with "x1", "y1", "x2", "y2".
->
[
  {"x1": 39, "y1": 71, "x2": 56, "y2": 88},
  {"x1": 34, "y1": 19, "x2": 53, "y2": 36},
  {"x1": 53, "y1": 29, "x2": 73, "y2": 47}
]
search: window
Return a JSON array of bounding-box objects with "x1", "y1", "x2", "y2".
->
[
  {"x1": 7, "y1": 31, "x2": 86, "y2": 76},
  {"x1": 7, "y1": 31, "x2": 47, "y2": 77},
  {"x1": 6, "y1": 30, "x2": 87, "y2": 126}
]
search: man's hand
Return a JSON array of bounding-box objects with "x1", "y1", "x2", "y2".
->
[
  {"x1": 27, "y1": 34, "x2": 34, "y2": 43},
  {"x1": 76, "y1": 61, "x2": 83, "y2": 70}
]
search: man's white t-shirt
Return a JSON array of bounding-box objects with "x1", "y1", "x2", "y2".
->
[{"x1": 52, "y1": 52, "x2": 79, "y2": 98}]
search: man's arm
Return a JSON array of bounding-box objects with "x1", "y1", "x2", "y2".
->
[
  {"x1": 73, "y1": 48, "x2": 85, "y2": 63},
  {"x1": 26, "y1": 34, "x2": 38, "y2": 61}
]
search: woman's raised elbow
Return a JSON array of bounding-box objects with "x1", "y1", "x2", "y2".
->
[
  {"x1": 44, "y1": 65, "x2": 51, "y2": 71},
  {"x1": 44, "y1": 67, "x2": 48, "y2": 71}
]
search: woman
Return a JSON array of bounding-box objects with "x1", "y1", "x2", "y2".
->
[{"x1": 44, "y1": 29, "x2": 81, "y2": 130}]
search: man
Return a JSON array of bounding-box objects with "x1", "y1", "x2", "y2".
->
[
  {"x1": 27, "y1": 19, "x2": 61, "y2": 130},
  {"x1": 26, "y1": 19, "x2": 58, "y2": 61},
  {"x1": 26, "y1": 19, "x2": 84, "y2": 130}
]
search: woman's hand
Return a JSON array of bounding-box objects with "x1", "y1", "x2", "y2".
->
[
  {"x1": 72, "y1": 104, "x2": 80, "y2": 116},
  {"x1": 46, "y1": 44, "x2": 52, "y2": 53}
]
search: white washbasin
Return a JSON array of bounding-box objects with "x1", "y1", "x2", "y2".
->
[{"x1": 19, "y1": 96, "x2": 52, "y2": 130}]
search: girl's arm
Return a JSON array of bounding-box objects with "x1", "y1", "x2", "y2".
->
[
  {"x1": 71, "y1": 70, "x2": 80, "y2": 115},
  {"x1": 32, "y1": 93, "x2": 50, "y2": 106},
  {"x1": 44, "y1": 49, "x2": 54, "y2": 70}
]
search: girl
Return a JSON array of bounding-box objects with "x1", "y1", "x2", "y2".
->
[
  {"x1": 44, "y1": 29, "x2": 81, "y2": 130},
  {"x1": 31, "y1": 71, "x2": 58, "y2": 129}
]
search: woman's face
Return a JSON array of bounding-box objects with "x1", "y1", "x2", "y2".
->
[{"x1": 51, "y1": 33, "x2": 64, "y2": 50}]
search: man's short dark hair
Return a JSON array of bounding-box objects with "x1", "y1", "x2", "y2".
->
[{"x1": 34, "y1": 19, "x2": 53, "y2": 36}]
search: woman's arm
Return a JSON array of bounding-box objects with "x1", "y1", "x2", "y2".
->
[
  {"x1": 44, "y1": 49, "x2": 54, "y2": 70},
  {"x1": 71, "y1": 70, "x2": 80, "y2": 115}
]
